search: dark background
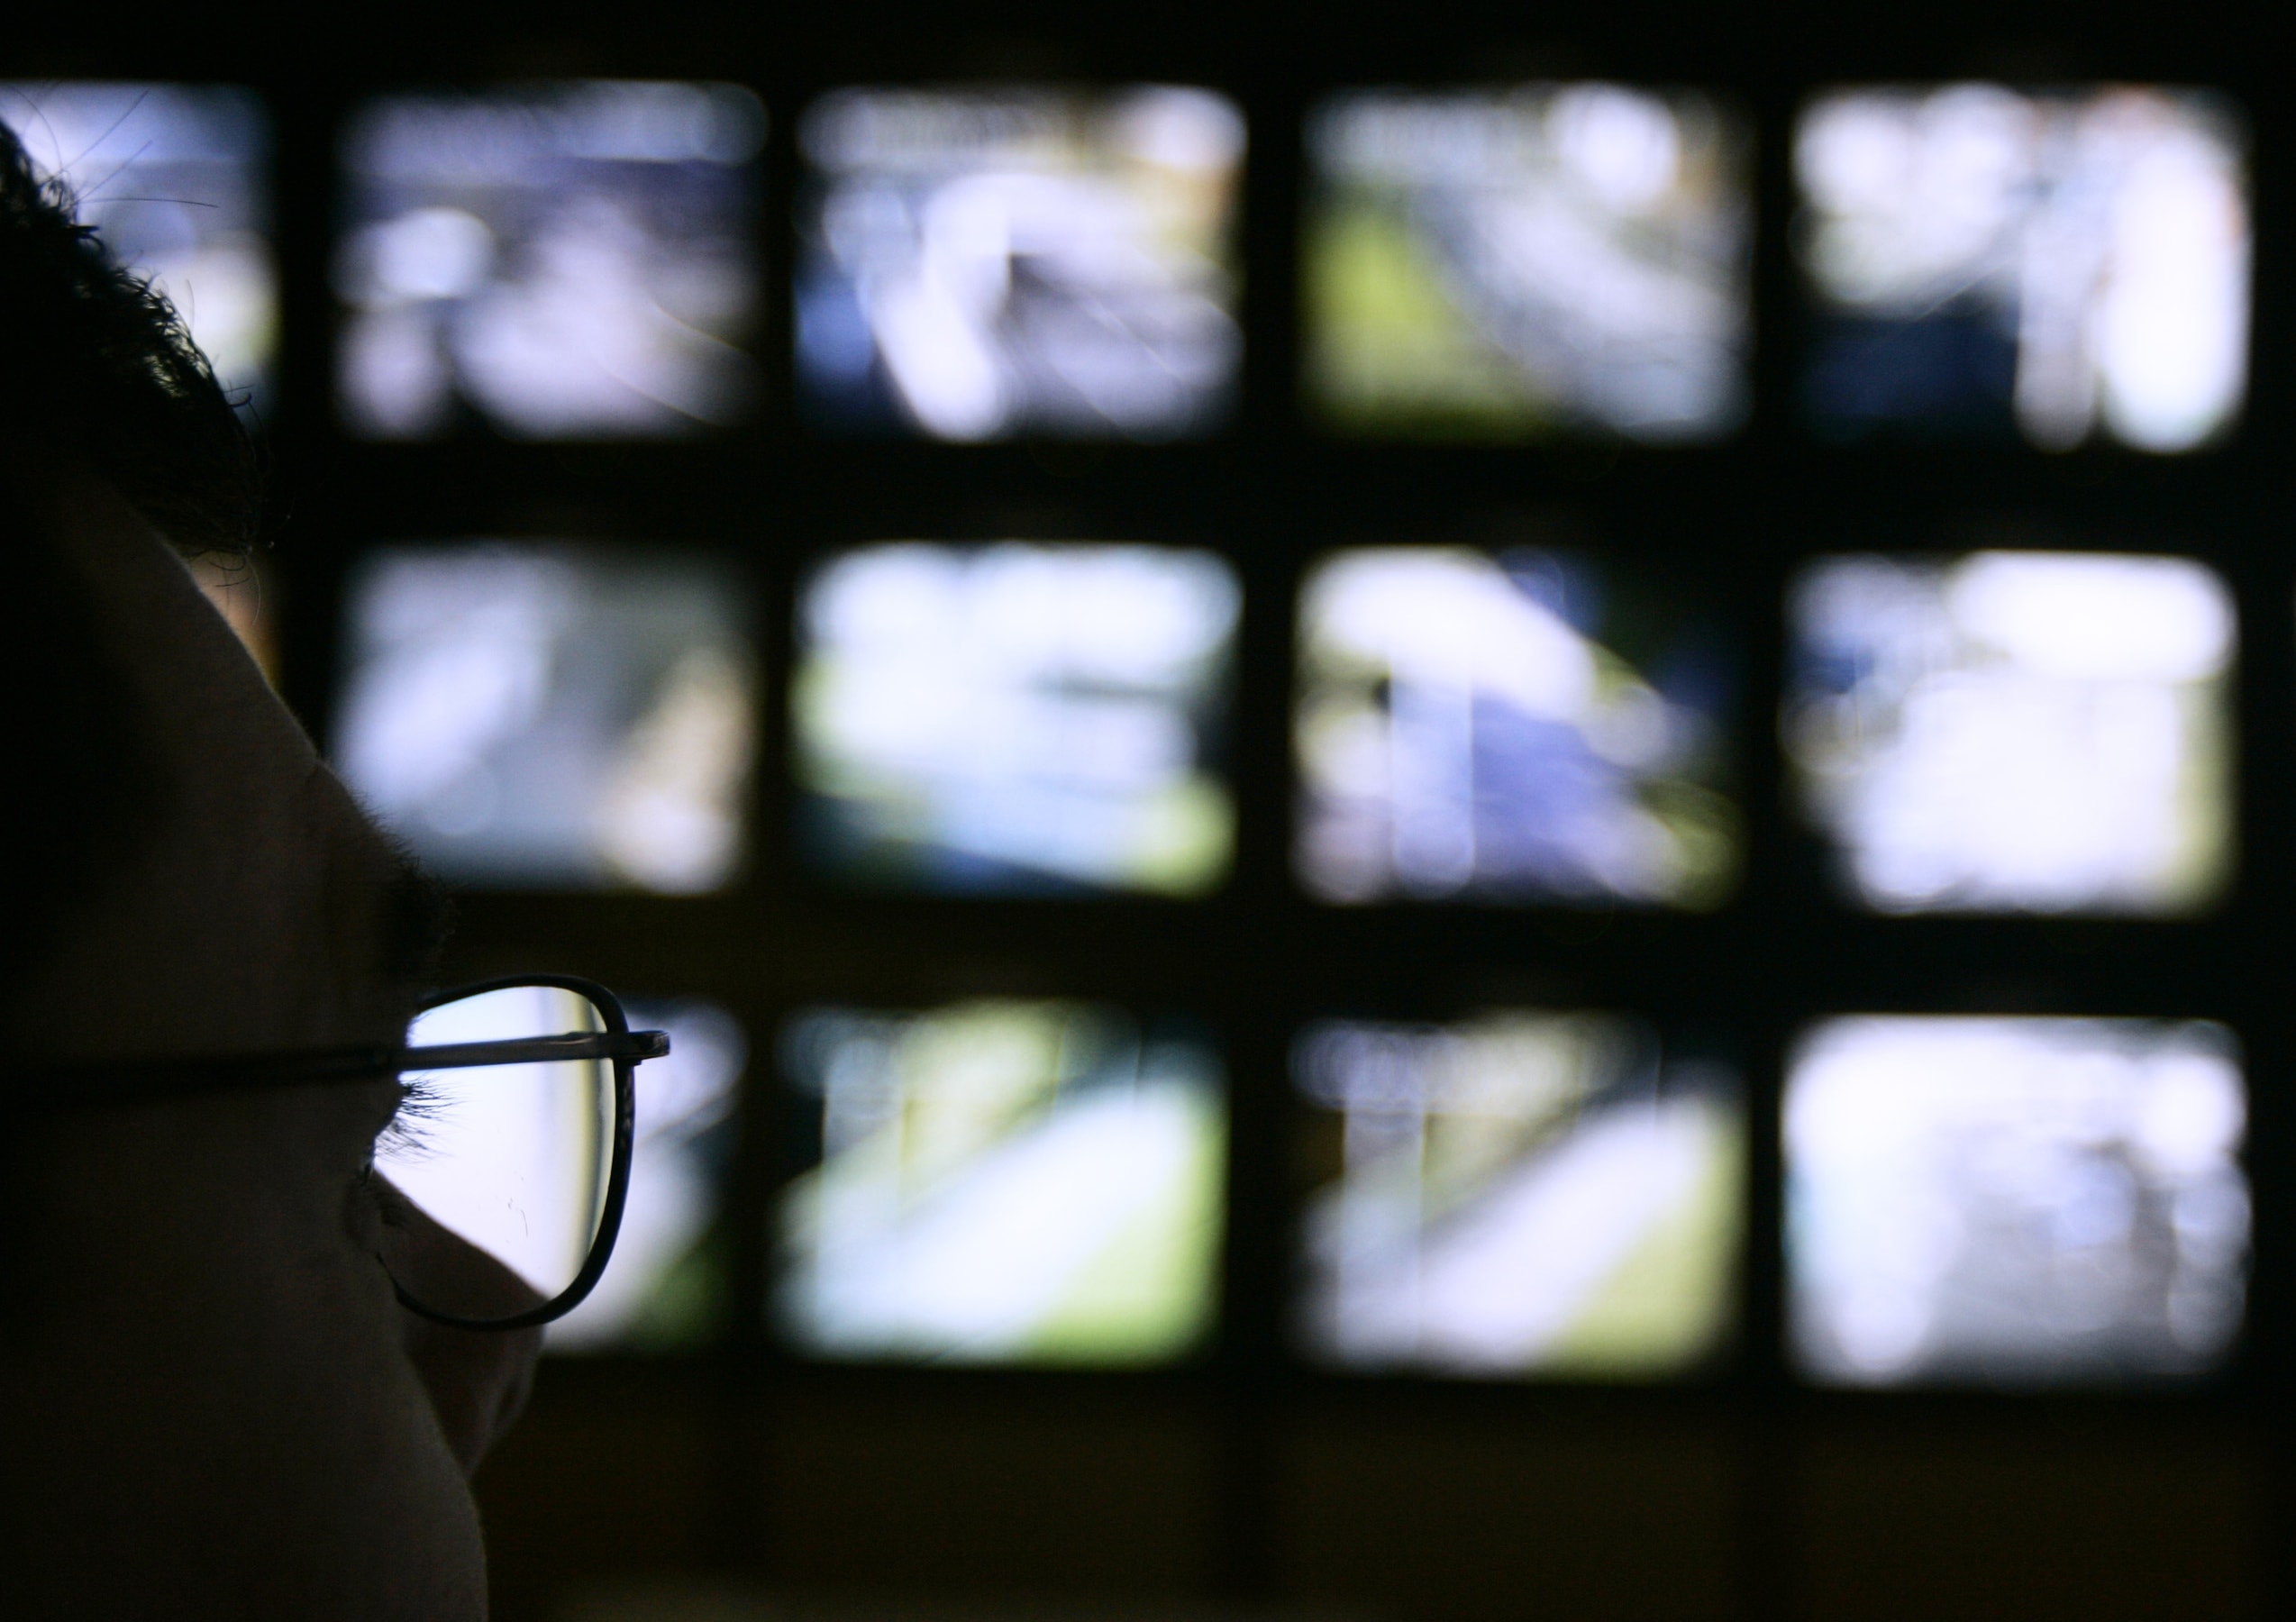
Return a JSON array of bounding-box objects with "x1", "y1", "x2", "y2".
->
[{"x1": 15, "y1": 2, "x2": 2285, "y2": 1616}]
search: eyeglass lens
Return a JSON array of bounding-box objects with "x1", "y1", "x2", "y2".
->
[{"x1": 374, "y1": 984, "x2": 615, "y2": 1322}]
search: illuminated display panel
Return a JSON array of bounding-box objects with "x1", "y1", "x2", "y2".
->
[
  {"x1": 549, "y1": 998, "x2": 745, "y2": 1353},
  {"x1": 1305, "y1": 87, "x2": 1751, "y2": 441},
  {"x1": 333, "y1": 542, "x2": 755, "y2": 893},
  {"x1": 1797, "y1": 85, "x2": 2248, "y2": 451},
  {"x1": 1786, "y1": 551, "x2": 2232, "y2": 915},
  {"x1": 1789, "y1": 1016, "x2": 2247, "y2": 1387},
  {"x1": 337, "y1": 81, "x2": 763, "y2": 440},
  {"x1": 1296, "y1": 1014, "x2": 1740, "y2": 1378},
  {"x1": 1, "y1": 82, "x2": 275, "y2": 411},
  {"x1": 778, "y1": 1000, "x2": 1225, "y2": 1366},
  {"x1": 797, "y1": 86, "x2": 1244, "y2": 440},
  {"x1": 797, "y1": 542, "x2": 1238, "y2": 896},
  {"x1": 1295, "y1": 546, "x2": 1737, "y2": 906}
]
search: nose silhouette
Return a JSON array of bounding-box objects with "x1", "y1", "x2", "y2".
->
[{"x1": 370, "y1": 1176, "x2": 545, "y2": 1474}]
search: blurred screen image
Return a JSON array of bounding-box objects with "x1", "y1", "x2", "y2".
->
[
  {"x1": 1296, "y1": 547, "x2": 1736, "y2": 906},
  {"x1": 1305, "y1": 87, "x2": 1751, "y2": 441},
  {"x1": 337, "y1": 81, "x2": 763, "y2": 439},
  {"x1": 550, "y1": 998, "x2": 746, "y2": 1353},
  {"x1": 1296, "y1": 1014, "x2": 1740, "y2": 1377},
  {"x1": 797, "y1": 542, "x2": 1238, "y2": 896},
  {"x1": 2, "y1": 82, "x2": 274, "y2": 411},
  {"x1": 1789, "y1": 1016, "x2": 2246, "y2": 1386},
  {"x1": 1798, "y1": 85, "x2": 2247, "y2": 450},
  {"x1": 797, "y1": 86, "x2": 1244, "y2": 440},
  {"x1": 778, "y1": 1001, "x2": 1225, "y2": 1365},
  {"x1": 1786, "y1": 551, "x2": 2232, "y2": 915},
  {"x1": 334, "y1": 542, "x2": 755, "y2": 893}
]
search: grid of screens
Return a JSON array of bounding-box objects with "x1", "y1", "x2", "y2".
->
[
  {"x1": 1295, "y1": 1014, "x2": 1741, "y2": 1376},
  {"x1": 1788, "y1": 1017, "x2": 2247, "y2": 1386},
  {"x1": 336, "y1": 82, "x2": 764, "y2": 439},
  {"x1": 8, "y1": 77, "x2": 2254, "y2": 452},
  {"x1": 797, "y1": 87, "x2": 1244, "y2": 440},
  {"x1": 333, "y1": 542, "x2": 756, "y2": 893},
  {"x1": 777, "y1": 1000, "x2": 1225, "y2": 1365},
  {"x1": 1797, "y1": 86, "x2": 2248, "y2": 449},
  {"x1": 1295, "y1": 546, "x2": 1736, "y2": 905},
  {"x1": 1786, "y1": 551, "x2": 2232, "y2": 915},
  {"x1": 796, "y1": 542, "x2": 1238, "y2": 896},
  {"x1": 1306, "y1": 87, "x2": 1751, "y2": 440},
  {"x1": 1, "y1": 81, "x2": 275, "y2": 409},
  {"x1": 94, "y1": 68, "x2": 2258, "y2": 1392}
]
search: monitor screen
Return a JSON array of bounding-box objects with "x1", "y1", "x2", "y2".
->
[
  {"x1": 1789, "y1": 1016, "x2": 2246, "y2": 1385},
  {"x1": 1295, "y1": 546, "x2": 1736, "y2": 905},
  {"x1": 797, "y1": 86, "x2": 1244, "y2": 440},
  {"x1": 777, "y1": 1000, "x2": 1225, "y2": 1365},
  {"x1": 1797, "y1": 85, "x2": 2247, "y2": 450},
  {"x1": 1786, "y1": 551, "x2": 2232, "y2": 914},
  {"x1": 1296, "y1": 1014, "x2": 1740, "y2": 1377},
  {"x1": 333, "y1": 542, "x2": 754, "y2": 893},
  {"x1": 337, "y1": 82, "x2": 763, "y2": 439},
  {"x1": 548, "y1": 998, "x2": 745, "y2": 1353},
  {"x1": 797, "y1": 542, "x2": 1238, "y2": 896},
  {"x1": 1304, "y1": 86, "x2": 1751, "y2": 441},
  {"x1": 1, "y1": 82, "x2": 274, "y2": 411}
]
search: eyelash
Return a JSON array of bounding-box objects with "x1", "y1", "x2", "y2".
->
[{"x1": 372, "y1": 1075, "x2": 447, "y2": 1160}]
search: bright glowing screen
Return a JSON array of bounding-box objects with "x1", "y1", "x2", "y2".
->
[
  {"x1": 550, "y1": 998, "x2": 746, "y2": 1353},
  {"x1": 797, "y1": 542, "x2": 1237, "y2": 896},
  {"x1": 1297, "y1": 1015, "x2": 1740, "y2": 1377},
  {"x1": 2, "y1": 82, "x2": 274, "y2": 410},
  {"x1": 1296, "y1": 547, "x2": 1736, "y2": 905},
  {"x1": 337, "y1": 82, "x2": 763, "y2": 439},
  {"x1": 1787, "y1": 551, "x2": 2231, "y2": 915},
  {"x1": 1798, "y1": 85, "x2": 2247, "y2": 450},
  {"x1": 1306, "y1": 87, "x2": 1750, "y2": 440},
  {"x1": 779, "y1": 1001, "x2": 1225, "y2": 1365},
  {"x1": 335, "y1": 542, "x2": 755, "y2": 893},
  {"x1": 1789, "y1": 1016, "x2": 2246, "y2": 1386},
  {"x1": 797, "y1": 86, "x2": 1244, "y2": 440}
]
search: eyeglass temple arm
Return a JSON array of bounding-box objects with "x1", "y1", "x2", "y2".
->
[
  {"x1": 400, "y1": 1030, "x2": 670, "y2": 1071},
  {"x1": 19, "y1": 1029, "x2": 670, "y2": 1105}
]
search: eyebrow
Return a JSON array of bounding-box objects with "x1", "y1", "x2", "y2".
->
[{"x1": 377, "y1": 852, "x2": 456, "y2": 991}]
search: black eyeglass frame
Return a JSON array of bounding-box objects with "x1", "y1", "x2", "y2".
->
[{"x1": 22, "y1": 972, "x2": 668, "y2": 1334}]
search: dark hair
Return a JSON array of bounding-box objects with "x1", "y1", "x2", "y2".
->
[{"x1": 0, "y1": 119, "x2": 261, "y2": 990}]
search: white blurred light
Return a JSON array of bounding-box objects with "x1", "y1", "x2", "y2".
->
[
  {"x1": 1798, "y1": 85, "x2": 2247, "y2": 451},
  {"x1": 779, "y1": 1003, "x2": 1225, "y2": 1365},
  {"x1": 337, "y1": 82, "x2": 760, "y2": 440},
  {"x1": 798, "y1": 86, "x2": 1244, "y2": 440},
  {"x1": 335, "y1": 542, "x2": 754, "y2": 892},
  {"x1": 1295, "y1": 548, "x2": 1735, "y2": 906},
  {"x1": 797, "y1": 542, "x2": 1238, "y2": 895},
  {"x1": 1307, "y1": 86, "x2": 1750, "y2": 440},
  {"x1": 1297, "y1": 1016, "x2": 1739, "y2": 1377},
  {"x1": 1788, "y1": 551, "x2": 2232, "y2": 914},
  {"x1": 1788, "y1": 1016, "x2": 2246, "y2": 1385}
]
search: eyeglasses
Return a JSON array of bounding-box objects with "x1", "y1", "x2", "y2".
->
[{"x1": 24, "y1": 973, "x2": 666, "y2": 1333}]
